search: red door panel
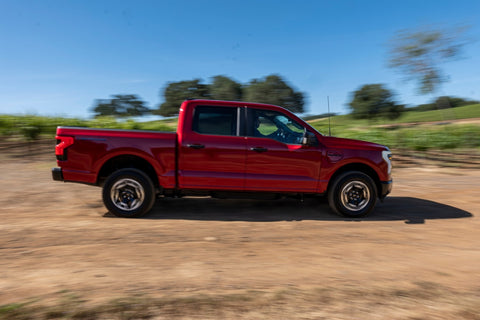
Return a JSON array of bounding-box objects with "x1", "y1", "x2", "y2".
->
[
  {"x1": 179, "y1": 133, "x2": 246, "y2": 190},
  {"x1": 245, "y1": 137, "x2": 321, "y2": 192}
]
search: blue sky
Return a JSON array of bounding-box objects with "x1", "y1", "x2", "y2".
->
[{"x1": 1, "y1": 0, "x2": 479, "y2": 118}]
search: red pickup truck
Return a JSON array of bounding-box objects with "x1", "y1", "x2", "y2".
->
[{"x1": 52, "y1": 99, "x2": 392, "y2": 218}]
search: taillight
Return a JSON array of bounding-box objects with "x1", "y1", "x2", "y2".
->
[{"x1": 55, "y1": 136, "x2": 74, "y2": 160}]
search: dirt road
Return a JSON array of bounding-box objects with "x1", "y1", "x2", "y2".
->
[{"x1": 1, "y1": 152, "x2": 479, "y2": 319}]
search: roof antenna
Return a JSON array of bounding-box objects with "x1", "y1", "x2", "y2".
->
[{"x1": 327, "y1": 96, "x2": 331, "y2": 136}]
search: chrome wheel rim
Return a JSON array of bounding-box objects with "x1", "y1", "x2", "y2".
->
[
  {"x1": 340, "y1": 180, "x2": 370, "y2": 212},
  {"x1": 110, "y1": 178, "x2": 145, "y2": 211}
]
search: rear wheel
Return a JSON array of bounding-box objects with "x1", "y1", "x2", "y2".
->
[
  {"x1": 328, "y1": 171, "x2": 377, "y2": 217},
  {"x1": 102, "y1": 169, "x2": 155, "y2": 218}
]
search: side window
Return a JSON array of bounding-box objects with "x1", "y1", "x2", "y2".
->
[
  {"x1": 192, "y1": 106, "x2": 238, "y2": 136},
  {"x1": 250, "y1": 109, "x2": 305, "y2": 144},
  {"x1": 256, "y1": 115, "x2": 278, "y2": 136}
]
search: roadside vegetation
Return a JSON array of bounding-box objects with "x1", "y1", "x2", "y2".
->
[
  {"x1": 1, "y1": 103, "x2": 478, "y2": 152},
  {"x1": 0, "y1": 115, "x2": 176, "y2": 141},
  {"x1": 308, "y1": 103, "x2": 480, "y2": 151}
]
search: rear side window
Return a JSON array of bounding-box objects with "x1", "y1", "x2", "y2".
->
[{"x1": 192, "y1": 106, "x2": 238, "y2": 136}]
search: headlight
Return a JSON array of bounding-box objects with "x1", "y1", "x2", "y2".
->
[{"x1": 382, "y1": 150, "x2": 392, "y2": 174}]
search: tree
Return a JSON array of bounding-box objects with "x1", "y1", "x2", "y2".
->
[
  {"x1": 388, "y1": 26, "x2": 470, "y2": 94},
  {"x1": 156, "y1": 79, "x2": 209, "y2": 117},
  {"x1": 209, "y1": 75, "x2": 242, "y2": 101},
  {"x1": 92, "y1": 95, "x2": 150, "y2": 118},
  {"x1": 155, "y1": 74, "x2": 306, "y2": 116},
  {"x1": 349, "y1": 84, "x2": 402, "y2": 120},
  {"x1": 243, "y1": 74, "x2": 305, "y2": 113}
]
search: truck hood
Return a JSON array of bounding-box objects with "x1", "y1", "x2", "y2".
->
[{"x1": 320, "y1": 136, "x2": 388, "y2": 151}]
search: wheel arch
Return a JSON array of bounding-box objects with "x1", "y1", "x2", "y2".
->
[
  {"x1": 97, "y1": 154, "x2": 160, "y2": 189},
  {"x1": 327, "y1": 163, "x2": 381, "y2": 196}
]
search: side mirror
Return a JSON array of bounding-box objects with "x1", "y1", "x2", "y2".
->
[{"x1": 302, "y1": 131, "x2": 317, "y2": 146}]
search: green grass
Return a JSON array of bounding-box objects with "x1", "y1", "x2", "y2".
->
[
  {"x1": 397, "y1": 104, "x2": 480, "y2": 123},
  {"x1": 308, "y1": 103, "x2": 480, "y2": 133},
  {"x1": 331, "y1": 125, "x2": 480, "y2": 151}
]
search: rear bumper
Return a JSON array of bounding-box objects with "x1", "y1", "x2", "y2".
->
[
  {"x1": 380, "y1": 180, "x2": 392, "y2": 199},
  {"x1": 52, "y1": 167, "x2": 64, "y2": 181}
]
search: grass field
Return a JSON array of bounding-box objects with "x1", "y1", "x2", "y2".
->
[
  {"x1": 307, "y1": 104, "x2": 480, "y2": 150},
  {"x1": 308, "y1": 104, "x2": 480, "y2": 132},
  {"x1": 399, "y1": 104, "x2": 480, "y2": 123}
]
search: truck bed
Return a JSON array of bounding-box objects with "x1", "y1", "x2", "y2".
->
[{"x1": 55, "y1": 127, "x2": 177, "y2": 187}]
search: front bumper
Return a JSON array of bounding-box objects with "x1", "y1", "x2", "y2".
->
[
  {"x1": 380, "y1": 180, "x2": 392, "y2": 199},
  {"x1": 52, "y1": 167, "x2": 64, "y2": 181}
]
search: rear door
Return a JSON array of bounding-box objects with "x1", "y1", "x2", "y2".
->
[
  {"x1": 245, "y1": 108, "x2": 322, "y2": 192},
  {"x1": 178, "y1": 105, "x2": 246, "y2": 190}
]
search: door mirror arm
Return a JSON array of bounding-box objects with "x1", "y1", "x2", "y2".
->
[{"x1": 302, "y1": 130, "x2": 317, "y2": 146}]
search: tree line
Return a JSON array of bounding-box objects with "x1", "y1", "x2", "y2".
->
[
  {"x1": 92, "y1": 74, "x2": 305, "y2": 117},
  {"x1": 93, "y1": 80, "x2": 478, "y2": 122}
]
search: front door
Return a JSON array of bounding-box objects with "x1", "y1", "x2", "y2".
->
[{"x1": 245, "y1": 108, "x2": 321, "y2": 192}]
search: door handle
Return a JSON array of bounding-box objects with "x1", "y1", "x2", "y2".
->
[
  {"x1": 250, "y1": 147, "x2": 268, "y2": 152},
  {"x1": 187, "y1": 144, "x2": 205, "y2": 149}
]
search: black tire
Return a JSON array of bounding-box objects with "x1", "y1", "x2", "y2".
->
[
  {"x1": 328, "y1": 171, "x2": 377, "y2": 218},
  {"x1": 102, "y1": 168, "x2": 156, "y2": 218}
]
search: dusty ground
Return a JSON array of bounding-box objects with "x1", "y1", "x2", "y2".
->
[{"x1": 1, "y1": 148, "x2": 479, "y2": 319}]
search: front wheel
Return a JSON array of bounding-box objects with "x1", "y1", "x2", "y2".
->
[
  {"x1": 102, "y1": 169, "x2": 156, "y2": 218},
  {"x1": 328, "y1": 171, "x2": 377, "y2": 218}
]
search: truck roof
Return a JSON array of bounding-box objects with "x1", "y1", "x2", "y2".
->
[{"x1": 182, "y1": 99, "x2": 286, "y2": 111}]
